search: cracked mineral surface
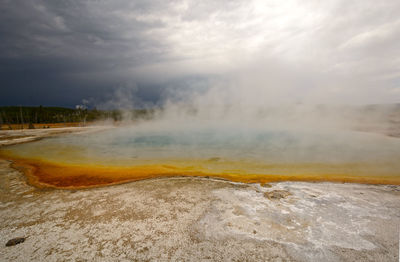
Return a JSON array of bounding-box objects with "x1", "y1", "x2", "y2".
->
[{"x1": 0, "y1": 159, "x2": 399, "y2": 261}]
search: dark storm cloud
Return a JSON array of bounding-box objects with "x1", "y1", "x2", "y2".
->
[
  {"x1": 0, "y1": 1, "x2": 167, "y2": 65},
  {"x1": 0, "y1": 0, "x2": 399, "y2": 107},
  {"x1": 0, "y1": 0, "x2": 174, "y2": 106}
]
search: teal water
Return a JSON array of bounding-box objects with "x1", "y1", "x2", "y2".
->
[{"x1": 4, "y1": 126, "x2": 400, "y2": 167}]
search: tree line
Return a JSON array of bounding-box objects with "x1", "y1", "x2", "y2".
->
[{"x1": 0, "y1": 106, "x2": 154, "y2": 129}]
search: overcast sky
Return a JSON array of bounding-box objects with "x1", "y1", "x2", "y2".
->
[{"x1": 0, "y1": 0, "x2": 399, "y2": 108}]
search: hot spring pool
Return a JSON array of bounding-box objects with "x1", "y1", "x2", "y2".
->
[{"x1": 1, "y1": 126, "x2": 400, "y2": 188}]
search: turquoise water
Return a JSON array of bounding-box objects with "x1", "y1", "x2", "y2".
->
[{"x1": 5, "y1": 126, "x2": 400, "y2": 167}]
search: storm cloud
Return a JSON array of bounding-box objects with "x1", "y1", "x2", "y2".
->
[{"x1": 0, "y1": 0, "x2": 399, "y2": 107}]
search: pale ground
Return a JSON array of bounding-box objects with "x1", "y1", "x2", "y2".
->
[
  {"x1": 0, "y1": 159, "x2": 399, "y2": 261},
  {"x1": 0, "y1": 126, "x2": 112, "y2": 146},
  {"x1": 0, "y1": 127, "x2": 399, "y2": 261}
]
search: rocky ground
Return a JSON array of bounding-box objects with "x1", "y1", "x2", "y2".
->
[{"x1": 0, "y1": 159, "x2": 399, "y2": 261}]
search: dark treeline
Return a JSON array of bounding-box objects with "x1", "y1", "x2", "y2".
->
[{"x1": 0, "y1": 106, "x2": 155, "y2": 126}]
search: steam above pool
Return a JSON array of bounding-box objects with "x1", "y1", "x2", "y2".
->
[{"x1": 2, "y1": 113, "x2": 400, "y2": 188}]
